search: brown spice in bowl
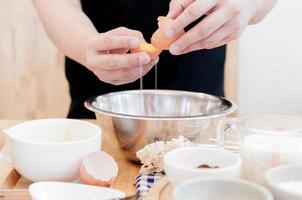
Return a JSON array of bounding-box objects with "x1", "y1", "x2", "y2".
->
[{"x1": 197, "y1": 164, "x2": 220, "y2": 169}]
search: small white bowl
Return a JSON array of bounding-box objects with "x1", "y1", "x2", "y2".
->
[
  {"x1": 29, "y1": 182, "x2": 125, "y2": 200},
  {"x1": 265, "y1": 165, "x2": 302, "y2": 200},
  {"x1": 5, "y1": 119, "x2": 102, "y2": 182},
  {"x1": 173, "y1": 178, "x2": 273, "y2": 200},
  {"x1": 163, "y1": 147, "x2": 241, "y2": 185}
]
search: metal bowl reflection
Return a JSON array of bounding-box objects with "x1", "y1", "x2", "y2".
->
[{"x1": 85, "y1": 90, "x2": 236, "y2": 162}]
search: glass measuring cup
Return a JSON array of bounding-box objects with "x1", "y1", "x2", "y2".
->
[{"x1": 217, "y1": 115, "x2": 302, "y2": 185}]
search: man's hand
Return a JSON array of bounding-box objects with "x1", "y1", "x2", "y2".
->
[
  {"x1": 86, "y1": 27, "x2": 158, "y2": 85},
  {"x1": 166, "y1": 0, "x2": 265, "y2": 55}
]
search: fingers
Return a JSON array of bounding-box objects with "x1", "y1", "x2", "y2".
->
[
  {"x1": 210, "y1": 30, "x2": 243, "y2": 49},
  {"x1": 180, "y1": 20, "x2": 244, "y2": 54},
  {"x1": 180, "y1": 19, "x2": 238, "y2": 53},
  {"x1": 98, "y1": 57, "x2": 159, "y2": 85},
  {"x1": 88, "y1": 35, "x2": 141, "y2": 52},
  {"x1": 85, "y1": 27, "x2": 157, "y2": 85},
  {"x1": 110, "y1": 48, "x2": 130, "y2": 54},
  {"x1": 167, "y1": 0, "x2": 194, "y2": 19},
  {"x1": 87, "y1": 27, "x2": 147, "y2": 53},
  {"x1": 202, "y1": 17, "x2": 245, "y2": 48},
  {"x1": 87, "y1": 51, "x2": 151, "y2": 70},
  {"x1": 169, "y1": 5, "x2": 237, "y2": 55},
  {"x1": 166, "y1": 0, "x2": 251, "y2": 55},
  {"x1": 107, "y1": 27, "x2": 146, "y2": 41},
  {"x1": 166, "y1": 0, "x2": 217, "y2": 39}
]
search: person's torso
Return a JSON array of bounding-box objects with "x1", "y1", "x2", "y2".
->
[{"x1": 81, "y1": 0, "x2": 169, "y2": 40}]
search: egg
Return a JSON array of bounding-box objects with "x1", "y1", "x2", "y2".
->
[
  {"x1": 80, "y1": 151, "x2": 118, "y2": 187},
  {"x1": 131, "y1": 43, "x2": 162, "y2": 59},
  {"x1": 0, "y1": 129, "x2": 5, "y2": 150},
  {"x1": 151, "y1": 16, "x2": 185, "y2": 50}
]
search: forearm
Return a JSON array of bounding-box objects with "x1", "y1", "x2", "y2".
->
[
  {"x1": 249, "y1": 0, "x2": 278, "y2": 24},
  {"x1": 33, "y1": 0, "x2": 98, "y2": 66}
]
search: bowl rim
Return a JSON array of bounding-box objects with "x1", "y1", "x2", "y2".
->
[
  {"x1": 235, "y1": 115, "x2": 302, "y2": 135},
  {"x1": 265, "y1": 164, "x2": 302, "y2": 198},
  {"x1": 85, "y1": 90, "x2": 237, "y2": 120},
  {"x1": 173, "y1": 177, "x2": 273, "y2": 200},
  {"x1": 5, "y1": 119, "x2": 102, "y2": 146},
  {"x1": 163, "y1": 147, "x2": 242, "y2": 173},
  {"x1": 29, "y1": 181, "x2": 125, "y2": 198}
]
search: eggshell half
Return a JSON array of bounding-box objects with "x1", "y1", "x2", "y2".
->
[
  {"x1": 131, "y1": 43, "x2": 162, "y2": 59},
  {"x1": 80, "y1": 151, "x2": 118, "y2": 187},
  {"x1": 0, "y1": 129, "x2": 5, "y2": 150},
  {"x1": 151, "y1": 16, "x2": 185, "y2": 50}
]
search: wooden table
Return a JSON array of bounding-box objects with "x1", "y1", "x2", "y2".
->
[{"x1": 0, "y1": 120, "x2": 140, "y2": 199}]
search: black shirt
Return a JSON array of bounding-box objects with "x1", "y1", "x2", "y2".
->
[{"x1": 65, "y1": 0, "x2": 226, "y2": 118}]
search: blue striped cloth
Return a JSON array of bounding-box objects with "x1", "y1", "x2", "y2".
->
[{"x1": 135, "y1": 173, "x2": 164, "y2": 199}]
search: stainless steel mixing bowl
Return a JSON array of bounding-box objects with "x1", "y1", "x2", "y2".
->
[{"x1": 85, "y1": 90, "x2": 236, "y2": 161}]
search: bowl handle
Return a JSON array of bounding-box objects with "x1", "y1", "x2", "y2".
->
[{"x1": 217, "y1": 118, "x2": 238, "y2": 149}]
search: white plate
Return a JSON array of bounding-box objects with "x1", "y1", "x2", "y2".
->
[{"x1": 29, "y1": 182, "x2": 125, "y2": 200}]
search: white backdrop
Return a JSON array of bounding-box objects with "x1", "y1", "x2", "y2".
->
[{"x1": 238, "y1": 0, "x2": 302, "y2": 116}]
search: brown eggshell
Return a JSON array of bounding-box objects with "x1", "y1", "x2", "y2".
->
[
  {"x1": 79, "y1": 151, "x2": 118, "y2": 187},
  {"x1": 151, "y1": 16, "x2": 185, "y2": 50},
  {"x1": 131, "y1": 43, "x2": 162, "y2": 59},
  {"x1": 80, "y1": 164, "x2": 114, "y2": 187}
]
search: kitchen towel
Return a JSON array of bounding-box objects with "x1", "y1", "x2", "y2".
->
[{"x1": 135, "y1": 172, "x2": 165, "y2": 199}]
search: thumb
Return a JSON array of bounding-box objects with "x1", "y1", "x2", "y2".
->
[{"x1": 167, "y1": 0, "x2": 194, "y2": 19}]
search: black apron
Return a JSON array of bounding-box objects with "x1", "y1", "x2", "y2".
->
[{"x1": 65, "y1": 0, "x2": 226, "y2": 118}]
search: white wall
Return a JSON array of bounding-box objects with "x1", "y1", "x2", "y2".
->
[{"x1": 238, "y1": 0, "x2": 302, "y2": 116}]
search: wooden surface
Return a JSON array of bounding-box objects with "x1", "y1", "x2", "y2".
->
[
  {"x1": 147, "y1": 178, "x2": 172, "y2": 200},
  {"x1": 0, "y1": 120, "x2": 140, "y2": 199},
  {"x1": 0, "y1": 190, "x2": 30, "y2": 200},
  {"x1": 0, "y1": 0, "x2": 70, "y2": 119}
]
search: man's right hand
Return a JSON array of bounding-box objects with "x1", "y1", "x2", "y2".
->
[{"x1": 86, "y1": 27, "x2": 158, "y2": 85}]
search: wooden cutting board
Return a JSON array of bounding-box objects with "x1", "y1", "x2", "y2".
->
[
  {"x1": 0, "y1": 190, "x2": 30, "y2": 200},
  {"x1": 147, "y1": 178, "x2": 173, "y2": 200},
  {"x1": 0, "y1": 120, "x2": 140, "y2": 200}
]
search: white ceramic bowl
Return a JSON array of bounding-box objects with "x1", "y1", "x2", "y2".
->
[
  {"x1": 163, "y1": 147, "x2": 241, "y2": 185},
  {"x1": 29, "y1": 182, "x2": 125, "y2": 200},
  {"x1": 5, "y1": 119, "x2": 101, "y2": 182},
  {"x1": 173, "y1": 178, "x2": 273, "y2": 200},
  {"x1": 265, "y1": 165, "x2": 302, "y2": 200}
]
